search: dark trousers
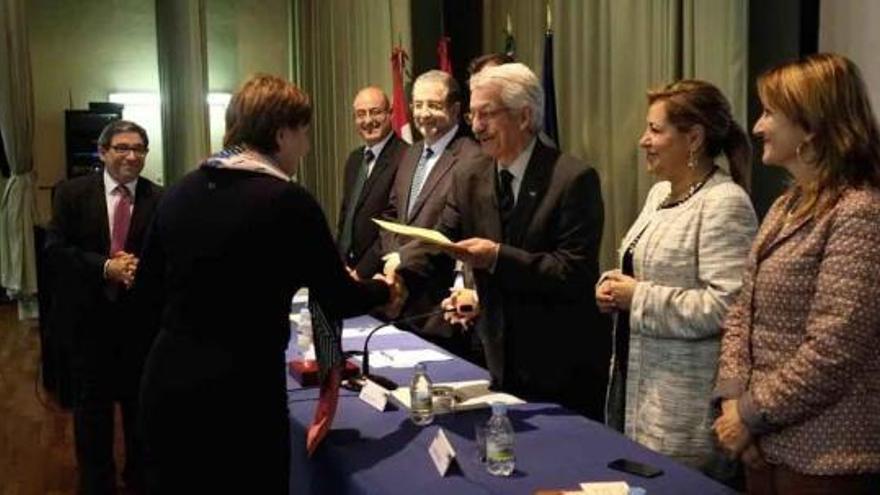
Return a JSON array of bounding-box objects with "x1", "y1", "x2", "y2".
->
[
  {"x1": 73, "y1": 354, "x2": 144, "y2": 494},
  {"x1": 72, "y1": 302, "x2": 147, "y2": 495},
  {"x1": 746, "y1": 464, "x2": 880, "y2": 495}
]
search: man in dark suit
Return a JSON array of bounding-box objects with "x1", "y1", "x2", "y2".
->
[
  {"x1": 397, "y1": 63, "x2": 610, "y2": 419},
  {"x1": 380, "y1": 70, "x2": 482, "y2": 359},
  {"x1": 46, "y1": 120, "x2": 162, "y2": 494},
  {"x1": 337, "y1": 86, "x2": 408, "y2": 278}
]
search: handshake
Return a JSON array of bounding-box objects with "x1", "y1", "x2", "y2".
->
[{"x1": 350, "y1": 252, "x2": 481, "y2": 326}]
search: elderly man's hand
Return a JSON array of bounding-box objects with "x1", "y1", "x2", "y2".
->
[
  {"x1": 443, "y1": 238, "x2": 500, "y2": 270},
  {"x1": 441, "y1": 288, "x2": 480, "y2": 328}
]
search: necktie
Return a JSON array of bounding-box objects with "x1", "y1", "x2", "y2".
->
[
  {"x1": 339, "y1": 148, "x2": 374, "y2": 258},
  {"x1": 498, "y1": 169, "x2": 515, "y2": 230},
  {"x1": 407, "y1": 146, "x2": 434, "y2": 217},
  {"x1": 110, "y1": 184, "x2": 132, "y2": 254}
]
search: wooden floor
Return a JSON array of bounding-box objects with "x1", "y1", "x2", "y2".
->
[{"x1": 0, "y1": 301, "x2": 128, "y2": 495}]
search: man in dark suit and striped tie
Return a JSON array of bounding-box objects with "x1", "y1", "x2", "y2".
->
[
  {"x1": 46, "y1": 120, "x2": 163, "y2": 493},
  {"x1": 380, "y1": 70, "x2": 483, "y2": 360},
  {"x1": 337, "y1": 86, "x2": 408, "y2": 278}
]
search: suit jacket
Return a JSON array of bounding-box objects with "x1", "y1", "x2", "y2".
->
[
  {"x1": 45, "y1": 173, "x2": 163, "y2": 383},
  {"x1": 715, "y1": 187, "x2": 880, "y2": 475},
  {"x1": 383, "y1": 130, "x2": 482, "y2": 337},
  {"x1": 337, "y1": 134, "x2": 408, "y2": 277},
  {"x1": 399, "y1": 139, "x2": 611, "y2": 417}
]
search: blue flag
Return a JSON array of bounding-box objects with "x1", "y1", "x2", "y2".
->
[{"x1": 542, "y1": 30, "x2": 559, "y2": 148}]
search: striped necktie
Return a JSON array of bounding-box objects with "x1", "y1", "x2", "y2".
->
[{"x1": 407, "y1": 146, "x2": 434, "y2": 217}]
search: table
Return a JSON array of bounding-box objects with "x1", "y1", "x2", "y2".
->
[{"x1": 288, "y1": 315, "x2": 736, "y2": 494}]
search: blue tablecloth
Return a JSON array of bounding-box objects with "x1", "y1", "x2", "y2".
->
[{"x1": 288, "y1": 315, "x2": 735, "y2": 495}]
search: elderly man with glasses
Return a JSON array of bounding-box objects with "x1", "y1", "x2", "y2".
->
[
  {"x1": 396, "y1": 63, "x2": 610, "y2": 419},
  {"x1": 46, "y1": 119, "x2": 163, "y2": 493}
]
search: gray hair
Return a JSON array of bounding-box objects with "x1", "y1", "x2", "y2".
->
[
  {"x1": 469, "y1": 62, "x2": 543, "y2": 132},
  {"x1": 413, "y1": 70, "x2": 461, "y2": 105},
  {"x1": 97, "y1": 119, "x2": 149, "y2": 149}
]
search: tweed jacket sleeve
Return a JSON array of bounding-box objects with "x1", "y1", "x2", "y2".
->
[
  {"x1": 629, "y1": 181, "x2": 757, "y2": 340},
  {"x1": 737, "y1": 190, "x2": 880, "y2": 433}
]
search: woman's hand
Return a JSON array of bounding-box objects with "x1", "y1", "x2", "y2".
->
[
  {"x1": 714, "y1": 399, "x2": 752, "y2": 457},
  {"x1": 605, "y1": 272, "x2": 638, "y2": 311},
  {"x1": 596, "y1": 278, "x2": 618, "y2": 313}
]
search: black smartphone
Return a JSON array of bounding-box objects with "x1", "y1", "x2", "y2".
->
[{"x1": 607, "y1": 458, "x2": 664, "y2": 478}]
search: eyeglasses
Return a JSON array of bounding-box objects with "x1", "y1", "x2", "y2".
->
[
  {"x1": 464, "y1": 107, "x2": 510, "y2": 125},
  {"x1": 109, "y1": 145, "x2": 148, "y2": 157},
  {"x1": 411, "y1": 100, "x2": 447, "y2": 113},
  {"x1": 354, "y1": 108, "x2": 388, "y2": 120}
]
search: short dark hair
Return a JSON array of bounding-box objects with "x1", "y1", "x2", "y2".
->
[
  {"x1": 413, "y1": 70, "x2": 462, "y2": 105},
  {"x1": 223, "y1": 74, "x2": 312, "y2": 155},
  {"x1": 97, "y1": 120, "x2": 149, "y2": 149},
  {"x1": 467, "y1": 52, "x2": 515, "y2": 77}
]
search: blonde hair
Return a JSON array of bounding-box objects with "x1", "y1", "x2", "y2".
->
[
  {"x1": 757, "y1": 53, "x2": 880, "y2": 219},
  {"x1": 647, "y1": 79, "x2": 752, "y2": 191}
]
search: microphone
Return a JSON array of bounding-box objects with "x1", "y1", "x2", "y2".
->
[{"x1": 346, "y1": 305, "x2": 473, "y2": 391}]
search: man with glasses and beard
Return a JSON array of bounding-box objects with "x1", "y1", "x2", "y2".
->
[
  {"x1": 46, "y1": 120, "x2": 163, "y2": 493},
  {"x1": 337, "y1": 86, "x2": 408, "y2": 278}
]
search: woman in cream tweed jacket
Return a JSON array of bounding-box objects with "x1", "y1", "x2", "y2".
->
[{"x1": 597, "y1": 80, "x2": 757, "y2": 469}]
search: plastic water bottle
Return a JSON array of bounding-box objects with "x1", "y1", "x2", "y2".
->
[
  {"x1": 288, "y1": 299, "x2": 300, "y2": 361},
  {"x1": 297, "y1": 307, "x2": 313, "y2": 360},
  {"x1": 409, "y1": 363, "x2": 434, "y2": 425},
  {"x1": 485, "y1": 402, "x2": 515, "y2": 476}
]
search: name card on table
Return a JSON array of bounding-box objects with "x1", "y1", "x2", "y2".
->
[
  {"x1": 579, "y1": 481, "x2": 631, "y2": 495},
  {"x1": 428, "y1": 428, "x2": 457, "y2": 476},
  {"x1": 358, "y1": 379, "x2": 389, "y2": 412}
]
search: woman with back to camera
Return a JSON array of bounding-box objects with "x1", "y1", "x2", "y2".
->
[
  {"x1": 714, "y1": 53, "x2": 880, "y2": 494},
  {"x1": 137, "y1": 74, "x2": 399, "y2": 493},
  {"x1": 596, "y1": 80, "x2": 757, "y2": 472}
]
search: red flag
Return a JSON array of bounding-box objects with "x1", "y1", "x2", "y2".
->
[
  {"x1": 306, "y1": 366, "x2": 341, "y2": 456},
  {"x1": 390, "y1": 46, "x2": 412, "y2": 143},
  {"x1": 437, "y1": 36, "x2": 453, "y2": 74}
]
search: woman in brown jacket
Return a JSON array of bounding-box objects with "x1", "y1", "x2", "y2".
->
[{"x1": 713, "y1": 53, "x2": 880, "y2": 494}]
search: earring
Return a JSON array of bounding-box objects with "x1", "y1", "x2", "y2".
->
[{"x1": 687, "y1": 148, "x2": 696, "y2": 169}]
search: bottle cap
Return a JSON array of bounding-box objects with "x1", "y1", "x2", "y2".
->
[{"x1": 491, "y1": 402, "x2": 507, "y2": 415}]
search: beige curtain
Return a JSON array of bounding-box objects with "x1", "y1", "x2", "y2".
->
[
  {"x1": 0, "y1": 0, "x2": 39, "y2": 319},
  {"x1": 156, "y1": 0, "x2": 211, "y2": 183},
  {"x1": 483, "y1": 0, "x2": 747, "y2": 270},
  {"x1": 294, "y1": 0, "x2": 411, "y2": 226}
]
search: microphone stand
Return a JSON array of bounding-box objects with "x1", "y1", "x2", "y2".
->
[{"x1": 345, "y1": 308, "x2": 460, "y2": 392}]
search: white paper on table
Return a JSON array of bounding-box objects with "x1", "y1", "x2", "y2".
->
[
  {"x1": 347, "y1": 348, "x2": 452, "y2": 369},
  {"x1": 341, "y1": 326, "x2": 403, "y2": 339},
  {"x1": 349, "y1": 350, "x2": 396, "y2": 369},
  {"x1": 579, "y1": 481, "x2": 630, "y2": 495},
  {"x1": 390, "y1": 379, "x2": 525, "y2": 413},
  {"x1": 382, "y1": 348, "x2": 453, "y2": 368}
]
